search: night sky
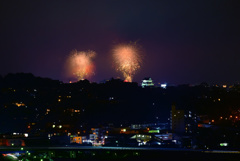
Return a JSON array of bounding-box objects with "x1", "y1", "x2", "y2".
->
[{"x1": 1, "y1": 0, "x2": 240, "y2": 85}]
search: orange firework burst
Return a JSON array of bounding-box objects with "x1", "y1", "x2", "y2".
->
[
  {"x1": 112, "y1": 42, "x2": 142, "y2": 82},
  {"x1": 66, "y1": 50, "x2": 96, "y2": 81}
]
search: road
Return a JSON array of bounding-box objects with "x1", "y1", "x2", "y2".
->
[{"x1": 0, "y1": 146, "x2": 240, "y2": 154}]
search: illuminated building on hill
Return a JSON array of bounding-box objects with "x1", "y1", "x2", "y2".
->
[{"x1": 141, "y1": 77, "x2": 154, "y2": 88}]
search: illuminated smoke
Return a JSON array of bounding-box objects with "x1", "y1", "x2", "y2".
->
[
  {"x1": 66, "y1": 50, "x2": 96, "y2": 81},
  {"x1": 112, "y1": 42, "x2": 142, "y2": 82}
]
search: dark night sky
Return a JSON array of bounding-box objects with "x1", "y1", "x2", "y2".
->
[{"x1": 0, "y1": 0, "x2": 240, "y2": 85}]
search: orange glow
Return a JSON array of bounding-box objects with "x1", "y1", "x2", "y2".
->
[
  {"x1": 211, "y1": 120, "x2": 214, "y2": 123},
  {"x1": 21, "y1": 140, "x2": 26, "y2": 146},
  {"x1": 15, "y1": 102, "x2": 25, "y2": 107}
]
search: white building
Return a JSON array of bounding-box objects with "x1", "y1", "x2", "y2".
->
[{"x1": 141, "y1": 77, "x2": 154, "y2": 88}]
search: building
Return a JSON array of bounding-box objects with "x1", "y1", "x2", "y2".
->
[
  {"x1": 70, "y1": 136, "x2": 87, "y2": 144},
  {"x1": 170, "y1": 105, "x2": 197, "y2": 134},
  {"x1": 160, "y1": 83, "x2": 167, "y2": 89},
  {"x1": 170, "y1": 105, "x2": 185, "y2": 134},
  {"x1": 141, "y1": 77, "x2": 154, "y2": 88}
]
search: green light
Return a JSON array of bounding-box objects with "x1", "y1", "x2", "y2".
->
[
  {"x1": 220, "y1": 143, "x2": 228, "y2": 146},
  {"x1": 148, "y1": 130, "x2": 160, "y2": 133},
  {"x1": 28, "y1": 152, "x2": 31, "y2": 156},
  {"x1": 21, "y1": 147, "x2": 24, "y2": 150},
  {"x1": 11, "y1": 143, "x2": 14, "y2": 146}
]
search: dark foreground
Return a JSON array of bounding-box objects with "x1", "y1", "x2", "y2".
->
[{"x1": 1, "y1": 146, "x2": 240, "y2": 161}]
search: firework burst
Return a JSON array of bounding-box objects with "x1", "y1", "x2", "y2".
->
[
  {"x1": 112, "y1": 42, "x2": 142, "y2": 82},
  {"x1": 66, "y1": 50, "x2": 96, "y2": 81}
]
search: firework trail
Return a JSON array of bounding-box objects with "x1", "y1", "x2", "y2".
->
[
  {"x1": 112, "y1": 42, "x2": 142, "y2": 82},
  {"x1": 66, "y1": 50, "x2": 96, "y2": 81}
]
